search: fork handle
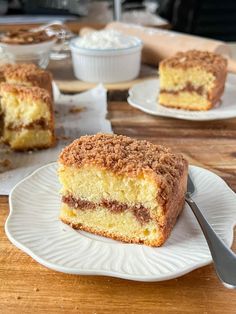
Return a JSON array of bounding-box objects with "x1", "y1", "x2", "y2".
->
[{"x1": 185, "y1": 196, "x2": 236, "y2": 288}]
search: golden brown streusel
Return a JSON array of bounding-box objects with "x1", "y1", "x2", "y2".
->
[
  {"x1": 2, "y1": 63, "x2": 52, "y2": 86},
  {"x1": 59, "y1": 133, "x2": 188, "y2": 192},
  {"x1": 0, "y1": 83, "x2": 52, "y2": 108},
  {"x1": 161, "y1": 50, "x2": 227, "y2": 76}
]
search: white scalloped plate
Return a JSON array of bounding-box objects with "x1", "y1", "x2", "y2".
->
[
  {"x1": 128, "y1": 74, "x2": 236, "y2": 121},
  {"x1": 5, "y1": 162, "x2": 236, "y2": 281}
]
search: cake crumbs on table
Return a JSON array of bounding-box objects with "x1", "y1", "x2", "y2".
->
[
  {"x1": 56, "y1": 135, "x2": 72, "y2": 141},
  {"x1": 0, "y1": 159, "x2": 13, "y2": 173},
  {"x1": 69, "y1": 106, "x2": 85, "y2": 114}
]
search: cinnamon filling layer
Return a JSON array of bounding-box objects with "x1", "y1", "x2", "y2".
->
[
  {"x1": 160, "y1": 82, "x2": 205, "y2": 96},
  {"x1": 6, "y1": 118, "x2": 49, "y2": 131},
  {"x1": 62, "y1": 195, "x2": 151, "y2": 225}
]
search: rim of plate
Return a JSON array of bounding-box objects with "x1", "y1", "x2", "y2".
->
[
  {"x1": 5, "y1": 162, "x2": 236, "y2": 281},
  {"x1": 128, "y1": 74, "x2": 236, "y2": 121}
]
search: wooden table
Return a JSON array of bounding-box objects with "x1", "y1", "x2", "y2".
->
[{"x1": 1, "y1": 26, "x2": 236, "y2": 314}]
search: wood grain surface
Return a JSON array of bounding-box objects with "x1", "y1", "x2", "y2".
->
[{"x1": 1, "y1": 24, "x2": 236, "y2": 314}]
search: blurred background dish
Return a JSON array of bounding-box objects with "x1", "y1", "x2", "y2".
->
[
  {"x1": 0, "y1": 34, "x2": 56, "y2": 68},
  {"x1": 35, "y1": 21, "x2": 75, "y2": 60},
  {"x1": 0, "y1": 21, "x2": 77, "y2": 67},
  {"x1": 70, "y1": 30, "x2": 143, "y2": 83}
]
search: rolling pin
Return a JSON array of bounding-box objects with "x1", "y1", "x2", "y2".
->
[{"x1": 80, "y1": 23, "x2": 236, "y2": 73}]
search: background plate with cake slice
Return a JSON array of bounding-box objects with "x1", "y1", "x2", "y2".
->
[
  {"x1": 128, "y1": 74, "x2": 236, "y2": 121},
  {"x1": 128, "y1": 50, "x2": 236, "y2": 121},
  {"x1": 5, "y1": 163, "x2": 236, "y2": 281}
]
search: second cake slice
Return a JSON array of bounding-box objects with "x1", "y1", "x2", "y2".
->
[{"x1": 159, "y1": 50, "x2": 227, "y2": 111}]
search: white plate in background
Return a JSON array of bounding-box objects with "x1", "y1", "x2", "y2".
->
[
  {"x1": 5, "y1": 162, "x2": 236, "y2": 281},
  {"x1": 128, "y1": 74, "x2": 236, "y2": 121}
]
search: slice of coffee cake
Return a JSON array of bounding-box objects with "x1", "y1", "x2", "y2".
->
[
  {"x1": 58, "y1": 134, "x2": 188, "y2": 247},
  {"x1": 0, "y1": 83, "x2": 55, "y2": 150},
  {"x1": 159, "y1": 50, "x2": 227, "y2": 110}
]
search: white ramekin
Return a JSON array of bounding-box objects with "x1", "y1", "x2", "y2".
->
[{"x1": 70, "y1": 37, "x2": 143, "y2": 83}]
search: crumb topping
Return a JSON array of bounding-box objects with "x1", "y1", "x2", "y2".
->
[
  {"x1": 160, "y1": 50, "x2": 227, "y2": 76},
  {"x1": 1, "y1": 63, "x2": 52, "y2": 85},
  {"x1": 0, "y1": 83, "x2": 52, "y2": 107},
  {"x1": 59, "y1": 134, "x2": 188, "y2": 199}
]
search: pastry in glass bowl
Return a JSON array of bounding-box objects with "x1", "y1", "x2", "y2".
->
[{"x1": 0, "y1": 29, "x2": 56, "y2": 68}]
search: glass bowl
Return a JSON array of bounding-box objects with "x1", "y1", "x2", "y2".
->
[{"x1": 0, "y1": 38, "x2": 56, "y2": 69}]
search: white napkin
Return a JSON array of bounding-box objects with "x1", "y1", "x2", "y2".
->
[{"x1": 0, "y1": 84, "x2": 112, "y2": 195}]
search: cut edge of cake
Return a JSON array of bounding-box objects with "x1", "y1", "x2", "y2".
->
[{"x1": 0, "y1": 83, "x2": 55, "y2": 150}]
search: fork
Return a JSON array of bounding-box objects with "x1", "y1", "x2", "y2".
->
[{"x1": 185, "y1": 175, "x2": 236, "y2": 289}]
